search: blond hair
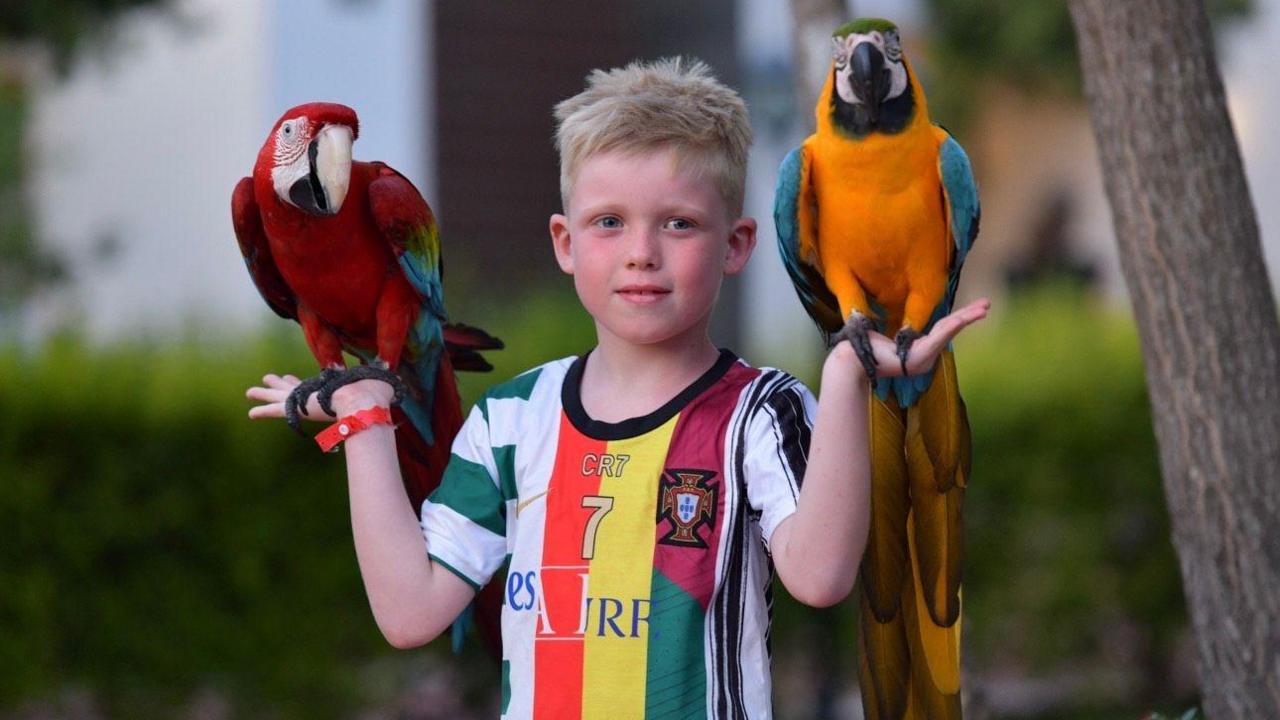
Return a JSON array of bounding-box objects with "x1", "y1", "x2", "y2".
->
[{"x1": 554, "y1": 57, "x2": 753, "y2": 216}]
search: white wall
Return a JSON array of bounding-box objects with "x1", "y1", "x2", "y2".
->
[{"x1": 25, "y1": 0, "x2": 432, "y2": 344}]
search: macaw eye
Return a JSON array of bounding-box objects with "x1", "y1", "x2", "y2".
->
[
  {"x1": 832, "y1": 36, "x2": 851, "y2": 67},
  {"x1": 283, "y1": 124, "x2": 292, "y2": 135},
  {"x1": 884, "y1": 31, "x2": 902, "y2": 61}
]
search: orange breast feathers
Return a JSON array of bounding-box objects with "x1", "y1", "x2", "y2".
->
[{"x1": 803, "y1": 126, "x2": 952, "y2": 335}]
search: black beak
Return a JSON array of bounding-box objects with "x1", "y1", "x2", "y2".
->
[
  {"x1": 851, "y1": 41, "x2": 887, "y2": 125},
  {"x1": 287, "y1": 138, "x2": 333, "y2": 215}
]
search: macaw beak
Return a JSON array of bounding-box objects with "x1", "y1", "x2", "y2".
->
[
  {"x1": 288, "y1": 124, "x2": 352, "y2": 216},
  {"x1": 850, "y1": 41, "x2": 887, "y2": 125}
]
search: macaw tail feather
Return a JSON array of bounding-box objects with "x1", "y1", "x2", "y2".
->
[
  {"x1": 861, "y1": 352, "x2": 968, "y2": 719},
  {"x1": 859, "y1": 514, "x2": 964, "y2": 720},
  {"x1": 395, "y1": 354, "x2": 504, "y2": 659},
  {"x1": 906, "y1": 513, "x2": 963, "y2": 704},
  {"x1": 905, "y1": 351, "x2": 967, "y2": 629},
  {"x1": 863, "y1": 393, "x2": 910, "y2": 621},
  {"x1": 859, "y1": 586, "x2": 911, "y2": 719},
  {"x1": 444, "y1": 322, "x2": 504, "y2": 373},
  {"x1": 393, "y1": 352, "x2": 464, "y2": 513}
]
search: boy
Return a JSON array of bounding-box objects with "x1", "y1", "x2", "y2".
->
[{"x1": 247, "y1": 58, "x2": 987, "y2": 718}]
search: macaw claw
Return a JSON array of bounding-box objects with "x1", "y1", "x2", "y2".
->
[
  {"x1": 832, "y1": 311, "x2": 878, "y2": 380},
  {"x1": 895, "y1": 326, "x2": 921, "y2": 376},
  {"x1": 284, "y1": 368, "x2": 342, "y2": 436},
  {"x1": 314, "y1": 363, "x2": 409, "y2": 418}
]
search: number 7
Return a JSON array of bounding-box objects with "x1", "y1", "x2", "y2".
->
[{"x1": 581, "y1": 495, "x2": 615, "y2": 560}]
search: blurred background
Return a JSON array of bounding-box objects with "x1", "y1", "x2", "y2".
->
[{"x1": 1, "y1": 0, "x2": 1276, "y2": 718}]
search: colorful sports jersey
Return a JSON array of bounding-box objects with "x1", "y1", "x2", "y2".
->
[{"x1": 422, "y1": 350, "x2": 816, "y2": 719}]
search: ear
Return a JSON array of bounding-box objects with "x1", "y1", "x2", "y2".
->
[
  {"x1": 549, "y1": 213, "x2": 574, "y2": 274},
  {"x1": 723, "y1": 217, "x2": 757, "y2": 276}
]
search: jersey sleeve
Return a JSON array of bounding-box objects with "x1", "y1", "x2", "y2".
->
[
  {"x1": 741, "y1": 376, "x2": 818, "y2": 550},
  {"x1": 420, "y1": 402, "x2": 508, "y2": 591}
]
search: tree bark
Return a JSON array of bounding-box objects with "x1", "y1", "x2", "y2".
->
[
  {"x1": 1068, "y1": 2, "x2": 1280, "y2": 717},
  {"x1": 789, "y1": 0, "x2": 847, "y2": 127}
]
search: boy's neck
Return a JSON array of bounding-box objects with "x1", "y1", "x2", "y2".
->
[{"x1": 579, "y1": 329, "x2": 722, "y2": 424}]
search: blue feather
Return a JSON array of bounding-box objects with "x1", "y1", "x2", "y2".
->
[{"x1": 774, "y1": 147, "x2": 843, "y2": 336}]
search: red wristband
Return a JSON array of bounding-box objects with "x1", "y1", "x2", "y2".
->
[{"x1": 315, "y1": 406, "x2": 393, "y2": 452}]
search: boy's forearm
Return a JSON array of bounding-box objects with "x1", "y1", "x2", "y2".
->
[
  {"x1": 341, "y1": 419, "x2": 473, "y2": 648},
  {"x1": 774, "y1": 347, "x2": 871, "y2": 607}
]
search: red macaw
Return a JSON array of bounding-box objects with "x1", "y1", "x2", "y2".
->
[
  {"x1": 231, "y1": 101, "x2": 503, "y2": 652},
  {"x1": 774, "y1": 19, "x2": 979, "y2": 720}
]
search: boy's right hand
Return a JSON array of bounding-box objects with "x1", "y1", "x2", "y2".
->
[{"x1": 246, "y1": 373, "x2": 395, "y2": 421}]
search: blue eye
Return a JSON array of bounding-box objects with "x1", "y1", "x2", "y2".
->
[
  {"x1": 666, "y1": 218, "x2": 695, "y2": 231},
  {"x1": 597, "y1": 216, "x2": 621, "y2": 229}
]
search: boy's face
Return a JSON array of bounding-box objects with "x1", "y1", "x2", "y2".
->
[{"x1": 550, "y1": 148, "x2": 756, "y2": 350}]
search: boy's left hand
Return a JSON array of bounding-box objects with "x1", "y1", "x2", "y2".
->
[
  {"x1": 829, "y1": 298, "x2": 990, "y2": 379},
  {"x1": 246, "y1": 373, "x2": 396, "y2": 421}
]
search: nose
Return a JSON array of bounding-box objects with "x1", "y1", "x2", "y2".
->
[{"x1": 625, "y1": 228, "x2": 661, "y2": 270}]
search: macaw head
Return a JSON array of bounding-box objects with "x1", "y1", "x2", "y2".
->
[
  {"x1": 827, "y1": 18, "x2": 917, "y2": 137},
  {"x1": 258, "y1": 102, "x2": 359, "y2": 216}
]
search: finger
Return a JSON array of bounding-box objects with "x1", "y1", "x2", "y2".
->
[
  {"x1": 248, "y1": 404, "x2": 284, "y2": 420},
  {"x1": 264, "y1": 374, "x2": 298, "y2": 390},
  {"x1": 866, "y1": 331, "x2": 905, "y2": 377},
  {"x1": 930, "y1": 299, "x2": 991, "y2": 343},
  {"x1": 902, "y1": 300, "x2": 991, "y2": 375},
  {"x1": 246, "y1": 386, "x2": 286, "y2": 402}
]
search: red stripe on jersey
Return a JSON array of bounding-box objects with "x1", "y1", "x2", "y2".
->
[
  {"x1": 653, "y1": 363, "x2": 761, "y2": 608},
  {"x1": 532, "y1": 412, "x2": 607, "y2": 719}
]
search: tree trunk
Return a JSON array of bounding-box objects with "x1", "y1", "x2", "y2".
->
[
  {"x1": 1068, "y1": 2, "x2": 1280, "y2": 717},
  {"x1": 789, "y1": 0, "x2": 847, "y2": 127}
]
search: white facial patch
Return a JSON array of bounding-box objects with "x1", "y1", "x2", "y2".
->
[
  {"x1": 832, "y1": 31, "x2": 909, "y2": 107},
  {"x1": 271, "y1": 116, "x2": 311, "y2": 204}
]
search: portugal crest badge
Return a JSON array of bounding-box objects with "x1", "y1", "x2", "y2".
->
[{"x1": 657, "y1": 468, "x2": 718, "y2": 548}]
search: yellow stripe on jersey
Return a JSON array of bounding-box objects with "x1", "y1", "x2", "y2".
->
[{"x1": 580, "y1": 414, "x2": 678, "y2": 717}]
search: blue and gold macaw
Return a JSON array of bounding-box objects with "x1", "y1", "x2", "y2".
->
[{"x1": 774, "y1": 18, "x2": 979, "y2": 720}]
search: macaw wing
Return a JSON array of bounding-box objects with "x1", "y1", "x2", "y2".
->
[
  {"x1": 368, "y1": 163, "x2": 446, "y2": 322},
  {"x1": 933, "y1": 126, "x2": 980, "y2": 323},
  {"x1": 774, "y1": 146, "x2": 842, "y2": 338},
  {"x1": 232, "y1": 177, "x2": 297, "y2": 320}
]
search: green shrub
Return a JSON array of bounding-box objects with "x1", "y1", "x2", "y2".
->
[{"x1": 0, "y1": 285, "x2": 1190, "y2": 717}]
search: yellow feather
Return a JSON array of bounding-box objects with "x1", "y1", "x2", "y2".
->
[
  {"x1": 859, "y1": 588, "x2": 910, "y2": 720},
  {"x1": 907, "y1": 513, "x2": 964, "y2": 701},
  {"x1": 915, "y1": 350, "x2": 966, "y2": 492},
  {"x1": 863, "y1": 391, "x2": 910, "y2": 621},
  {"x1": 905, "y1": 416, "x2": 964, "y2": 627}
]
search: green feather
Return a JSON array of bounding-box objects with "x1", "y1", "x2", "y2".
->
[{"x1": 834, "y1": 18, "x2": 898, "y2": 37}]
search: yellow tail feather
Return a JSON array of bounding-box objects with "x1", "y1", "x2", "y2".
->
[
  {"x1": 864, "y1": 392, "x2": 910, "y2": 621},
  {"x1": 859, "y1": 588, "x2": 910, "y2": 720},
  {"x1": 907, "y1": 512, "x2": 963, "y2": 699},
  {"x1": 915, "y1": 350, "x2": 965, "y2": 493}
]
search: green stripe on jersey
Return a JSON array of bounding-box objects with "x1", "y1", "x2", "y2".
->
[
  {"x1": 429, "y1": 454, "x2": 505, "y2": 536},
  {"x1": 427, "y1": 552, "x2": 482, "y2": 591},
  {"x1": 479, "y1": 368, "x2": 543, "y2": 422},
  {"x1": 644, "y1": 569, "x2": 706, "y2": 718},
  {"x1": 492, "y1": 445, "x2": 517, "y2": 501},
  {"x1": 501, "y1": 660, "x2": 512, "y2": 714}
]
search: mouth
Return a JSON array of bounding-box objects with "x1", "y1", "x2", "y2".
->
[{"x1": 616, "y1": 285, "x2": 671, "y2": 303}]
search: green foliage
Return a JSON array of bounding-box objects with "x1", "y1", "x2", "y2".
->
[
  {"x1": 0, "y1": 287, "x2": 591, "y2": 716},
  {"x1": 0, "y1": 331, "x2": 466, "y2": 717},
  {"x1": 0, "y1": 0, "x2": 171, "y2": 73},
  {"x1": 0, "y1": 79, "x2": 65, "y2": 333},
  {"x1": 959, "y1": 287, "x2": 1186, "y2": 674},
  {"x1": 1, "y1": 285, "x2": 1189, "y2": 716},
  {"x1": 769, "y1": 285, "x2": 1190, "y2": 718},
  {"x1": 921, "y1": 0, "x2": 1254, "y2": 129}
]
